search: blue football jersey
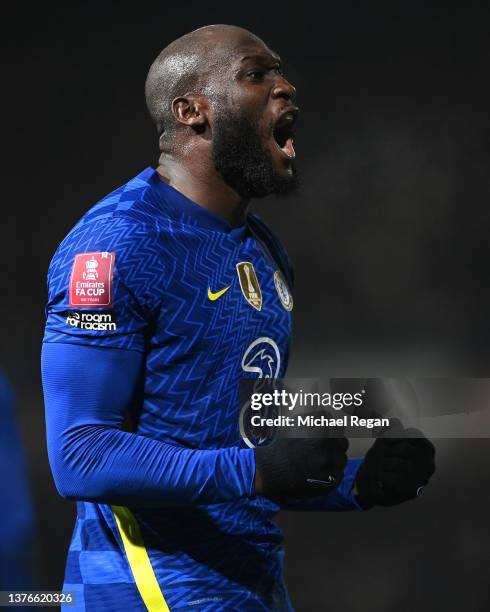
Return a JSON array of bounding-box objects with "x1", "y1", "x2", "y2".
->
[
  {"x1": 43, "y1": 168, "x2": 361, "y2": 611},
  {"x1": 44, "y1": 168, "x2": 296, "y2": 610}
]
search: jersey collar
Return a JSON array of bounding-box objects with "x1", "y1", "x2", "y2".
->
[{"x1": 144, "y1": 167, "x2": 247, "y2": 239}]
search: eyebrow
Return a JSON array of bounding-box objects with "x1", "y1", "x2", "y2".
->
[{"x1": 240, "y1": 52, "x2": 282, "y2": 65}]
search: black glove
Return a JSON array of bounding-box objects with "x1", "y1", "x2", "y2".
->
[
  {"x1": 355, "y1": 421, "x2": 436, "y2": 509},
  {"x1": 254, "y1": 436, "x2": 349, "y2": 500}
]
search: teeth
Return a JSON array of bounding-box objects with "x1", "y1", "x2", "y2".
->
[
  {"x1": 272, "y1": 111, "x2": 297, "y2": 159},
  {"x1": 281, "y1": 137, "x2": 295, "y2": 159}
]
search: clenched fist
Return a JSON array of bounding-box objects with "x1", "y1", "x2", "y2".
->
[
  {"x1": 355, "y1": 420, "x2": 436, "y2": 509},
  {"x1": 254, "y1": 436, "x2": 349, "y2": 500}
]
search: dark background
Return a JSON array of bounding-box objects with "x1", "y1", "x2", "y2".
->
[{"x1": 3, "y1": 2, "x2": 490, "y2": 610}]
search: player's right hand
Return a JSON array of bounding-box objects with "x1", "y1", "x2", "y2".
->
[{"x1": 253, "y1": 437, "x2": 349, "y2": 500}]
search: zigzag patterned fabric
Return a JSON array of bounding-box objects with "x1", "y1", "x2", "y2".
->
[{"x1": 44, "y1": 168, "x2": 295, "y2": 610}]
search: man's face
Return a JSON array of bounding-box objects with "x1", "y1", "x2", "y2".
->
[{"x1": 210, "y1": 37, "x2": 299, "y2": 199}]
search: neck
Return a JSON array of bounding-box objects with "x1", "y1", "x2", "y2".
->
[{"x1": 157, "y1": 153, "x2": 250, "y2": 227}]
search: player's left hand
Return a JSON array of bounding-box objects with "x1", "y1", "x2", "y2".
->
[{"x1": 355, "y1": 420, "x2": 436, "y2": 509}]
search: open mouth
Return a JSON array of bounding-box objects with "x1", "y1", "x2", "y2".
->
[{"x1": 272, "y1": 109, "x2": 298, "y2": 160}]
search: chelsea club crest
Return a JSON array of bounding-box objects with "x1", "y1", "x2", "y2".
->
[{"x1": 273, "y1": 270, "x2": 293, "y2": 311}]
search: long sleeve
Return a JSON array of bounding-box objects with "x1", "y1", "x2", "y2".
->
[
  {"x1": 42, "y1": 342, "x2": 255, "y2": 507},
  {"x1": 280, "y1": 458, "x2": 364, "y2": 511}
]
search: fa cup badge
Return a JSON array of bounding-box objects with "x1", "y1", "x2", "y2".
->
[{"x1": 83, "y1": 256, "x2": 99, "y2": 281}]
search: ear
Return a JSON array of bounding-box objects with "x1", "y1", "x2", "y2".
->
[{"x1": 171, "y1": 95, "x2": 208, "y2": 130}]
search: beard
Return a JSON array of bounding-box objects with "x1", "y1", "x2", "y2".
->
[{"x1": 212, "y1": 110, "x2": 299, "y2": 199}]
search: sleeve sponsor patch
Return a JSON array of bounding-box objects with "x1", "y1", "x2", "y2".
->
[
  {"x1": 62, "y1": 310, "x2": 117, "y2": 331},
  {"x1": 69, "y1": 252, "x2": 115, "y2": 307}
]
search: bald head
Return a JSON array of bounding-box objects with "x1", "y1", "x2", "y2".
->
[
  {"x1": 145, "y1": 25, "x2": 268, "y2": 141},
  {"x1": 146, "y1": 24, "x2": 298, "y2": 200}
]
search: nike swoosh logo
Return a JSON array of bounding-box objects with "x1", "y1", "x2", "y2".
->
[
  {"x1": 207, "y1": 285, "x2": 231, "y2": 301},
  {"x1": 306, "y1": 477, "x2": 336, "y2": 487}
]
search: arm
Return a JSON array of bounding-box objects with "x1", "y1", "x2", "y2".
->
[
  {"x1": 278, "y1": 458, "x2": 364, "y2": 512},
  {"x1": 0, "y1": 372, "x2": 35, "y2": 588},
  {"x1": 42, "y1": 342, "x2": 255, "y2": 507},
  {"x1": 42, "y1": 219, "x2": 352, "y2": 509}
]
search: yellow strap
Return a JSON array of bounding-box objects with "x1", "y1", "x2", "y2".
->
[{"x1": 112, "y1": 505, "x2": 170, "y2": 612}]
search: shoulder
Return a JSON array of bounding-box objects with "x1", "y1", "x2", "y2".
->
[
  {"x1": 47, "y1": 204, "x2": 170, "y2": 307},
  {"x1": 49, "y1": 215, "x2": 159, "y2": 279},
  {"x1": 77, "y1": 168, "x2": 165, "y2": 228},
  {"x1": 48, "y1": 171, "x2": 173, "y2": 271}
]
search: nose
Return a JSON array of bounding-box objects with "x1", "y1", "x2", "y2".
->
[{"x1": 271, "y1": 76, "x2": 296, "y2": 102}]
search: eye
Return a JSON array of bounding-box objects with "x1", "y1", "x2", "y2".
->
[{"x1": 246, "y1": 70, "x2": 265, "y2": 81}]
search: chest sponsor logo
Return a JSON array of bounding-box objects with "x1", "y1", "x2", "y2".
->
[
  {"x1": 64, "y1": 310, "x2": 117, "y2": 331},
  {"x1": 274, "y1": 270, "x2": 293, "y2": 311},
  {"x1": 236, "y1": 262, "x2": 262, "y2": 311},
  {"x1": 69, "y1": 252, "x2": 115, "y2": 307}
]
